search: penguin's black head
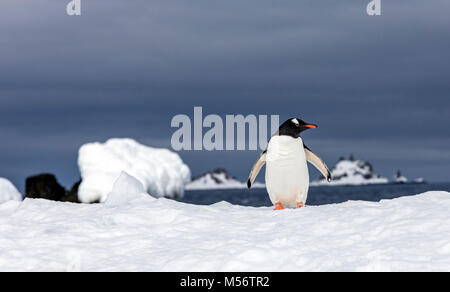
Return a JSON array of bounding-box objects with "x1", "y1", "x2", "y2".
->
[{"x1": 278, "y1": 118, "x2": 318, "y2": 138}]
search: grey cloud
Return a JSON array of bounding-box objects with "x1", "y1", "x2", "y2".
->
[{"x1": 0, "y1": 0, "x2": 449, "y2": 187}]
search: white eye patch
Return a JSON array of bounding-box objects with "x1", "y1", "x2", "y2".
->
[{"x1": 291, "y1": 118, "x2": 299, "y2": 126}]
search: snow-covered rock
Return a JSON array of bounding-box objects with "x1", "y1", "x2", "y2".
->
[
  {"x1": 0, "y1": 191, "x2": 449, "y2": 271},
  {"x1": 78, "y1": 138, "x2": 191, "y2": 203},
  {"x1": 311, "y1": 155, "x2": 388, "y2": 186},
  {"x1": 186, "y1": 169, "x2": 264, "y2": 190},
  {"x1": 0, "y1": 178, "x2": 22, "y2": 204}
]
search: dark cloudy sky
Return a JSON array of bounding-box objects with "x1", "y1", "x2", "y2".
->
[{"x1": 1, "y1": 0, "x2": 449, "y2": 191}]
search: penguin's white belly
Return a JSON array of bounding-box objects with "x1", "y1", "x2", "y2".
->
[{"x1": 265, "y1": 136, "x2": 309, "y2": 207}]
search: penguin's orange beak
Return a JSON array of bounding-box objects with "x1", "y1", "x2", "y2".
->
[{"x1": 304, "y1": 124, "x2": 318, "y2": 129}]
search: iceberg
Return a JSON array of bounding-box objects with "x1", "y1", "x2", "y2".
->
[
  {"x1": 77, "y1": 138, "x2": 191, "y2": 203},
  {"x1": 413, "y1": 178, "x2": 426, "y2": 184}
]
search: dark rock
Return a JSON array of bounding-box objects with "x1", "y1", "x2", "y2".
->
[
  {"x1": 61, "y1": 179, "x2": 82, "y2": 203},
  {"x1": 68, "y1": 179, "x2": 81, "y2": 196},
  {"x1": 25, "y1": 174, "x2": 66, "y2": 201}
]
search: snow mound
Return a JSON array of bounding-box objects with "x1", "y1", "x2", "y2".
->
[
  {"x1": 0, "y1": 178, "x2": 22, "y2": 204},
  {"x1": 78, "y1": 138, "x2": 191, "y2": 203},
  {"x1": 186, "y1": 169, "x2": 265, "y2": 190},
  {"x1": 105, "y1": 172, "x2": 151, "y2": 207},
  {"x1": 0, "y1": 191, "x2": 449, "y2": 271},
  {"x1": 311, "y1": 156, "x2": 388, "y2": 186}
]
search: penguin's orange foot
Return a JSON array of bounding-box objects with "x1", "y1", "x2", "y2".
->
[
  {"x1": 296, "y1": 202, "x2": 304, "y2": 209},
  {"x1": 274, "y1": 203, "x2": 284, "y2": 210}
]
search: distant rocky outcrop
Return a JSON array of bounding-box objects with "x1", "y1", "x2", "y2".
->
[
  {"x1": 393, "y1": 170, "x2": 408, "y2": 184},
  {"x1": 196, "y1": 168, "x2": 236, "y2": 183},
  {"x1": 186, "y1": 168, "x2": 264, "y2": 190},
  {"x1": 392, "y1": 171, "x2": 426, "y2": 185},
  {"x1": 25, "y1": 174, "x2": 81, "y2": 203},
  {"x1": 311, "y1": 155, "x2": 389, "y2": 186}
]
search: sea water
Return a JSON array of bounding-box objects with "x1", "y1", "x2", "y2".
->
[{"x1": 179, "y1": 183, "x2": 450, "y2": 207}]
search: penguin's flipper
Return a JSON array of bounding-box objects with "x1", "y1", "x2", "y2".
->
[
  {"x1": 304, "y1": 144, "x2": 332, "y2": 182},
  {"x1": 247, "y1": 150, "x2": 267, "y2": 188}
]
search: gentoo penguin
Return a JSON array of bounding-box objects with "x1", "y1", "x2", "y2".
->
[{"x1": 247, "y1": 118, "x2": 331, "y2": 210}]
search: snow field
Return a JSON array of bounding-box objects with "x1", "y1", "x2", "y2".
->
[{"x1": 0, "y1": 181, "x2": 448, "y2": 271}]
